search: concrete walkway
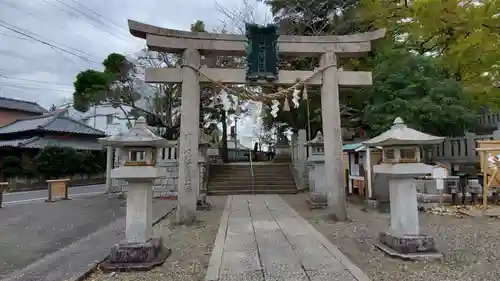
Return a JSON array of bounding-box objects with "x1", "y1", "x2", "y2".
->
[{"x1": 206, "y1": 195, "x2": 369, "y2": 281}]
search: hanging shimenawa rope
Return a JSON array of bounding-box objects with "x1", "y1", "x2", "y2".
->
[{"x1": 180, "y1": 63, "x2": 336, "y2": 103}]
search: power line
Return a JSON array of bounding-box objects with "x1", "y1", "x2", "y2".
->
[
  {"x1": 0, "y1": 75, "x2": 73, "y2": 87},
  {"x1": 65, "y1": 0, "x2": 132, "y2": 38},
  {"x1": 68, "y1": 0, "x2": 130, "y2": 34},
  {"x1": 43, "y1": 0, "x2": 134, "y2": 45},
  {"x1": 0, "y1": 18, "x2": 98, "y2": 60},
  {"x1": 0, "y1": 0, "x2": 37, "y2": 18},
  {"x1": 0, "y1": 19, "x2": 101, "y2": 64},
  {"x1": 0, "y1": 1, "x2": 116, "y2": 55},
  {"x1": 0, "y1": 83, "x2": 74, "y2": 93}
]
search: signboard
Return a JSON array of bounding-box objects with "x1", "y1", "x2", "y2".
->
[
  {"x1": 432, "y1": 165, "x2": 449, "y2": 190},
  {"x1": 207, "y1": 148, "x2": 219, "y2": 156},
  {"x1": 245, "y1": 23, "x2": 279, "y2": 81},
  {"x1": 52, "y1": 181, "x2": 66, "y2": 197}
]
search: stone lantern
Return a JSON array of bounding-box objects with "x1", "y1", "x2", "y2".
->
[
  {"x1": 274, "y1": 130, "x2": 291, "y2": 163},
  {"x1": 198, "y1": 128, "x2": 211, "y2": 162},
  {"x1": 197, "y1": 129, "x2": 211, "y2": 210},
  {"x1": 98, "y1": 117, "x2": 170, "y2": 271},
  {"x1": 363, "y1": 117, "x2": 444, "y2": 260},
  {"x1": 305, "y1": 131, "x2": 328, "y2": 209}
]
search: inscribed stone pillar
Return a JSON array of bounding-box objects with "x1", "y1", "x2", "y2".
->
[
  {"x1": 106, "y1": 146, "x2": 113, "y2": 193},
  {"x1": 177, "y1": 48, "x2": 201, "y2": 224},
  {"x1": 125, "y1": 182, "x2": 154, "y2": 243},
  {"x1": 389, "y1": 179, "x2": 419, "y2": 235},
  {"x1": 320, "y1": 52, "x2": 347, "y2": 220}
]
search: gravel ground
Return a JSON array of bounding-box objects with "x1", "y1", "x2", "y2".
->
[
  {"x1": 282, "y1": 193, "x2": 500, "y2": 281},
  {"x1": 86, "y1": 196, "x2": 227, "y2": 281}
]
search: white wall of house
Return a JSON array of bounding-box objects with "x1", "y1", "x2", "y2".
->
[{"x1": 64, "y1": 104, "x2": 136, "y2": 136}]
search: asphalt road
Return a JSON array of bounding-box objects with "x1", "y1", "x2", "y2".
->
[
  {"x1": 3, "y1": 184, "x2": 106, "y2": 205},
  {"x1": 0, "y1": 194, "x2": 126, "y2": 279}
]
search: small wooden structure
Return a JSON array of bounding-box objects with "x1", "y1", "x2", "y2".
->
[
  {"x1": 45, "y1": 179, "x2": 70, "y2": 202},
  {"x1": 476, "y1": 140, "x2": 500, "y2": 208},
  {"x1": 343, "y1": 143, "x2": 381, "y2": 198}
]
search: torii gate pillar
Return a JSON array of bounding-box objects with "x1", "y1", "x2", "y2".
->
[
  {"x1": 320, "y1": 52, "x2": 346, "y2": 219},
  {"x1": 177, "y1": 48, "x2": 201, "y2": 224}
]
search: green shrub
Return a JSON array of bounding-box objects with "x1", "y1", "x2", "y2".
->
[{"x1": 1, "y1": 155, "x2": 22, "y2": 181}]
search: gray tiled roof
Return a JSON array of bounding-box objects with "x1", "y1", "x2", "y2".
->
[
  {"x1": 0, "y1": 111, "x2": 105, "y2": 136},
  {"x1": 0, "y1": 136, "x2": 103, "y2": 150},
  {"x1": 0, "y1": 97, "x2": 48, "y2": 114}
]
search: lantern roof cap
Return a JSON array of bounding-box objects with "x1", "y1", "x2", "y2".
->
[
  {"x1": 363, "y1": 117, "x2": 444, "y2": 146},
  {"x1": 98, "y1": 117, "x2": 169, "y2": 148},
  {"x1": 305, "y1": 131, "x2": 324, "y2": 146}
]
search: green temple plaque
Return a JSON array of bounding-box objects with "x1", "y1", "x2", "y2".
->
[{"x1": 245, "y1": 23, "x2": 279, "y2": 82}]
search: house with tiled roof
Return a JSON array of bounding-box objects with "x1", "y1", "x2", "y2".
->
[
  {"x1": 0, "y1": 110, "x2": 105, "y2": 151},
  {"x1": 0, "y1": 110, "x2": 106, "y2": 173},
  {"x1": 0, "y1": 96, "x2": 48, "y2": 126}
]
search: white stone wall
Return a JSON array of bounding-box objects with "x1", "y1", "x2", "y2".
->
[
  {"x1": 65, "y1": 104, "x2": 135, "y2": 136},
  {"x1": 154, "y1": 160, "x2": 179, "y2": 197}
]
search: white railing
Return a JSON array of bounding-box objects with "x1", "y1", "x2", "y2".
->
[{"x1": 159, "y1": 146, "x2": 178, "y2": 161}]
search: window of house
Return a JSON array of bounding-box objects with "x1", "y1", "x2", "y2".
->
[
  {"x1": 400, "y1": 148, "x2": 416, "y2": 160},
  {"x1": 384, "y1": 149, "x2": 395, "y2": 160},
  {"x1": 354, "y1": 152, "x2": 359, "y2": 164},
  {"x1": 106, "y1": 114, "x2": 114, "y2": 125}
]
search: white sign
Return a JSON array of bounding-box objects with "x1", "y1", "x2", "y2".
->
[
  {"x1": 432, "y1": 165, "x2": 448, "y2": 191},
  {"x1": 207, "y1": 148, "x2": 219, "y2": 156},
  {"x1": 432, "y1": 166, "x2": 448, "y2": 179}
]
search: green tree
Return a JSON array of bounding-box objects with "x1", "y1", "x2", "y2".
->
[
  {"x1": 259, "y1": 0, "x2": 369, "y2": 137},
  {"x1": 359, "y1": 0, "x2": 500, "y2": 109},
  {"x1": 1, "y1": 156, "x2": 22, "y2": 182},
  {"x1": 79, "y1": 151, "x2": 105, "y2": 179},
  {"x1": 34, "y1": 147, "x2": 78, "y2": 179},
  {"x1": 360, "y1": 47, "x2": 476, "y2": 137},
  {"x1": 72, "y1": 53, "x2": 143, "y2": 127}
]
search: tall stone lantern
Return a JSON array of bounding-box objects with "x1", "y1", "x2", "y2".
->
[
  {"x1": 364, "y1": 117, "x2": 444, "y2": 260},
  {"x1": 197, "y1": 129, "x2": 212, "y2": 210},
  {"x1": 98, "y1": 117, "x2": 170, "y2": 271},
  {"x1": 305, "y1": 131, "x2": 328, "y2": 209}
]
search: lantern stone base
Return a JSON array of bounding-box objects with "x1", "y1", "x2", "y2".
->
[
  {"x1": 101, "y1": 237, "x2": 170, "y2": 272},
  {"x1": 375, "y1": 232, "x2": 443, "y2": 261},
  {"x1": 307, "y1": 192, "x2": 328, "y2": 209}
]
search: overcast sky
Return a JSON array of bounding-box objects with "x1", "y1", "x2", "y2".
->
[
  {"x1": 0, "y1": 0, "x2": 272, "y2": 144},
  {"x1": 0, "y1": 0, "x2": 271, "y2": 107}
]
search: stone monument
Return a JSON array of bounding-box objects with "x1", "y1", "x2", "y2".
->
[
  {"x1": 98, "y1": 117, "x2": 171, "y2": 271},
  {"x1": 365, "y1": 117, "x2": 444, "y2": 260},
  {"x1": 305, "y1": 131, "x2": 328, "y2": 209}
]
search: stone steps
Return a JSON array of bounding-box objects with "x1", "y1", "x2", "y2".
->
[
  {"x1": 210, "y1": 174, "x2": 292, "y2": 179},
  {"x1": 209, "y1": 184, "x2": 295, "y2": 189},
  {"x1": 207, "y1": 189, "x2": 297, "y2": 195},
  {"x1": 208, "y1": 163, "x2": 297, "y2": 195},
  {"x1": 209, "y1": 180, "x2": 295, "y2": 186}
]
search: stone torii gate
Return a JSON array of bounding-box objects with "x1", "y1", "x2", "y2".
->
[{"x1": 128, "y1": 20, "x2": 385, "y2": 222}]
